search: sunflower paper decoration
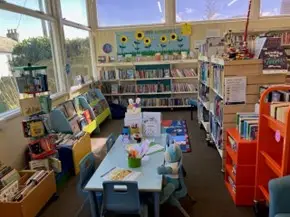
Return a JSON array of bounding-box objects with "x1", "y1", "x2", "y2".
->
[
  {"x1": 160, "y1": 35, "x2": 168, "y2": 43},
  {"x1": 170, "y1": 33, "x2": 178, "y2": 41},
  {"x1": 120, "y1": 35, "x2": 128, "y2": 44},
  {"x1": 135, "y1": 31, "x2": 145, "y2": 41},
  {"x1": 143, "y1": 37, "x2": 151, "y2": 46}
]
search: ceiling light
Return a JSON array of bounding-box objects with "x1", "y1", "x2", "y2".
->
[{"x1": 228, "y1": 0, "x2": 238, "y2": 6}]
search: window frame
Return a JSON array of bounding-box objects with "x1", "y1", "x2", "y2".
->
[{"x1": 0, "y1": 0, "x2": 97, "y2": 119}]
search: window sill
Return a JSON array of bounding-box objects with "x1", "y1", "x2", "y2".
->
[
  {"x1": 0, "y1": 91, "x2": 69, "y2": 124},
  {"x1": 70, "y1": 80, "x2": 93, "y2": 94}
]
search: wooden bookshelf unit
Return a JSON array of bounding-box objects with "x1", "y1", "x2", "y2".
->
[
  {"x1": 198, "y1": 56, "x2": 287, "y2": 171},
  {"x1": 255, "y1": 85, "x2": 290, "y2": 202},
  {"x1": 225, "y1": 128, "x2": 257, "y2": 206}
]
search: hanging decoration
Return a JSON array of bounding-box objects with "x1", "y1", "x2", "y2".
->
[{"x1": 181, "y1": 23, "x2": 192, "y2": 36}]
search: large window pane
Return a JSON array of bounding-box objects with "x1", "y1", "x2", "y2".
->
[
  {"x1": 0, "y1": 9, "x2": 57, "y2": 114},
  {"x1": 97, "y1": 0, "x2": 165, "y2": 27},
  {"x1": 60, "y1": 0, "x2": 88, "y2": 25},
  {"x1": 63, "y1": 26, "x2": 92, "y2": 87},
  {"x1": 261, "y1": 0, "x2": 290, "y2": 16},
  {"x1": 5, "y1": 0, "x2": 47, "y2": 13},
  {"x1": 176, "y1": 0, "x2": 248, "y2": 21}
]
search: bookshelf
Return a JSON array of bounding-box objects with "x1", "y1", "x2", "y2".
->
[
  {"x1": 97, "y1": 60, "x2": 198, "y2": 108},
  {"x1": 255, "y1": 85, "x2": 290, "y2": 203},
  {"x1": 197, "y1": 56, "x2": 287, "y2": 171},
  {"x1": 225, "y1": 128, "x2": 257, "y2": 206}
]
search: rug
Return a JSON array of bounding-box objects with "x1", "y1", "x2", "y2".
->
[{"x1": 161, "y1": 120, "x2": 191, "y2": 153}]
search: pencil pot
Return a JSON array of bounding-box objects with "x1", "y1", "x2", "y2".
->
[{"x1": 128, "y1": 157, "x2": 141, "y2": 168}]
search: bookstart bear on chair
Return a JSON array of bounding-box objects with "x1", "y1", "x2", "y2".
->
[{"x1": 157, "y1": 143, "x2": 182, "y2": 204}]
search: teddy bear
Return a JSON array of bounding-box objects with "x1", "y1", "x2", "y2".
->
[{"x1": 157, "y1": 143, "x2": 182, "y2": 204}]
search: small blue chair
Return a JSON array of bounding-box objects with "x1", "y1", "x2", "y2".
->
[
  {"x1": 76, "y1": 152, "x2": 102, "y2": 216},
  {"x1": 269, "y1": 175, "x2": 290, "y2": 217},
  {"x1": 102, "y1": 181, "x2": 148, "y2": 216},
  {"x1": 167, "y1": 163, "x2": 195, "y2": 217},
  {"x1": 106, "y1": 133, "x2": 115, "y2": 153}
]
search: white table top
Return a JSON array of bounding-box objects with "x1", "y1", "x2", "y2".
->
[{"x1": 85, "y1": 134, "x2": 166, "y2": 192}]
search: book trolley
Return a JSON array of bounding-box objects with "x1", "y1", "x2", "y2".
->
[
  {"x1": 225, "y1": 128, "x2": 257, "y2": 205},
  {"x1": 255, "y1": 85, "x2": 290, "y2": 203}
]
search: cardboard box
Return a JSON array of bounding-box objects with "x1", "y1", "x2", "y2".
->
[{"x1": 0, "y1": 170, "x2": 56, "y2": 217}]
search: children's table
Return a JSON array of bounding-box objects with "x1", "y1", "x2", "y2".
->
[{"x1": 85, "y1": 134, "x2": 166, "y2": 217}]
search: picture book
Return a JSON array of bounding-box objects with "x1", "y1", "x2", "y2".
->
[
  {"x1": 236, "y1": 113, "x2": 258, "y2": 131},
  {"x1": 239, "y1": 117, "x2": 258, "y2": 138},
  {"x1": 0, "y1": 169, "x2": 20, "y2": 187},
  {"x1": 19, "y1": 97, "x2": 41, "y2": 116},
  {"x1": 270, "y1": 103, "x2": 290, "y2": 119},
  {"x1": 249, "y1": 125, "x2": 259, "y2": 140},
  {"x1": 143, "y1": 112, "x2": 161, "y2": 137},
  {"x1": 102, "y1": 167, "x2": 141, "y2": 181},
  {"x1": 244, "y1": 120, "x2": 258, "y2": 140}
]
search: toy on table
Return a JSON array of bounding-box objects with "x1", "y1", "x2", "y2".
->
[
  {"x1": 133, "y1": 133, "x2": 142, "y2": 143},
  {"x1": 157, "y1": 143, "x2": 182, "y2": 204},
  {"x1": 122, "y1": 126, "x2": 131, "y2": 144},
  {"x1": 127, "y1": 98, "x2": 141, "y2": 114}
]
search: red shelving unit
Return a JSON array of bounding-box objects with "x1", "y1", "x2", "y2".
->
[
  {"x1": 255, "y1": 85, "x2": 290, "y2": 202},
  {"x1": 225, "y1": 128, "x2": 257, "y2": 206}
]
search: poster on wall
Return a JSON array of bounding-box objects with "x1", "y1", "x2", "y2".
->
[
  {"x1": 115, "y1": 28, "x2": 189, "y2": 56},
  {"x1": 261, "y1": 48, "x2": 288, "y2": 74},
  {"x1": 224, "y1": 77, "x2": 247, "y2": 105}
]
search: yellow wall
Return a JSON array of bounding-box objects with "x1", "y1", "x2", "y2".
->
[
  {"x1": 95, "y1": 18, "x2": 290, "y2": 56},
  {"x1": 0, "y1": 88, "x2": 84, "y2": 169}
]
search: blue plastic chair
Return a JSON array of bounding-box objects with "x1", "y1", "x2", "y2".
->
[
  {"x1": 167, "y1": 163, "x2": 195, "y2": 217},
  {"x1": 269, "y1": 175, "x2": 290, "y2": 217},
  {"x1": 102, "y1": 181, "x2": 148, "y2": 216},
  {"x1": 106, "y1": 133, "x2": 115, "y2": 153},
  {"x1": 76, "y1": 152, "x2": 102, "y2": 216}
]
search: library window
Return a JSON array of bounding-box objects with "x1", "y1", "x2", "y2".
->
[
  {"x1": 0, "y1": 9, "x2": 57, "y2": 115},
  {"x1": 96, "y1": 0, "x2": 165, "y2": 27},
  {"x1": 63, "y1": 26, "x2": 92, "y2": 87},
  {"x1": 176, "y1": 0, "x2": 248, "y2": 22},
  {"x1": 60, "y1": 0, "x2": 88, "y2": 25},
  {"x1": 260, "y1": 0, "x2": 290, "y2": 16},
  {"x1": 4, "y1": 0, "x2": 48, "y2": 13}
]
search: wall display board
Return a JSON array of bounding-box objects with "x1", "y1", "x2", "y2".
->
[{"x1": 116, "y1": 28, "x2": 189, "y2": 56}]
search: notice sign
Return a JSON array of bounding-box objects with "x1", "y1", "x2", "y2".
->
[
  {"x1": 261, "y1": 48, "x2": 288, "y2": 74},
  {"x1": 225, "y1": 77, "x2": 247, "y2": 105}
]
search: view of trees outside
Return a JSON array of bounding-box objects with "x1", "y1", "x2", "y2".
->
[{"x1": 0, "y1": 7, "x2": 91, "y2": 114}]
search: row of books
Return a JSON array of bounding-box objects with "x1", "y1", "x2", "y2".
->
[
  {"x1": 212, "y1": 64, "x2": 223, "y2": 95},
  {"x1": 111, "y1": 84, "x2": 136, "y2": 94},
  {"x1": 101, "y1": 70, "x2": 116, "y2": 80},
  {"x1": 236, "y1": 112, "x2": 259, "y2": 141},
  {"x1": 135, "y1": 69, "x2": 170, "y2": 79},
  {"x1": 101, "y1": 68, "x2": 197, "y2": 81},
  {"x1": 270, "y1": 102, "x2": 290, "y2": 123},
  {"x1": 137, "y1": 84, "x2": 171, "y2": 93},
  {"x1": 171, "y1": 68, "x2": 197, "y2": 77},
  {"x1": 210, "y1": 112, "x2": 223, "y2": 149},
  {"x1": 141, "y1": 98, "x2": 193, "y2": 107},
  {"x1": 172, "y1": 83, "x2": 197, "y2": 92},
  {"x1": 260, "y1": 85, "x2": 290, "y2": 102}
]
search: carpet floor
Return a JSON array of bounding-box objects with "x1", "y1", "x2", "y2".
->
[{"x1": 39, "y1": 110, "x2": 254, "y2": 217}]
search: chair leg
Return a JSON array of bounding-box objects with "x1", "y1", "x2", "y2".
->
[
  {"x1": 187, "y1": 193, "x2": 196, "y2": 204},
  {"x1": 190, "y1": 106, "x2": 193, "y2": 120},
  {"x1": 178, "y1": 205, "x2": 191, "y2": 217},
  {"x1": 74, "y1": 197, "x2": 89, "y2": 217}
]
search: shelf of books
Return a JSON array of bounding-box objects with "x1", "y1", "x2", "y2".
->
[
  {"x1": 255, "y1": 85, "x2": 290, "y2": 203},
  {"x1": 98, "y1": 60, "x2": 198, "y2": 108},
  {"x1": 197, "y1": 56, "x2": 287, "y2": 171}
]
